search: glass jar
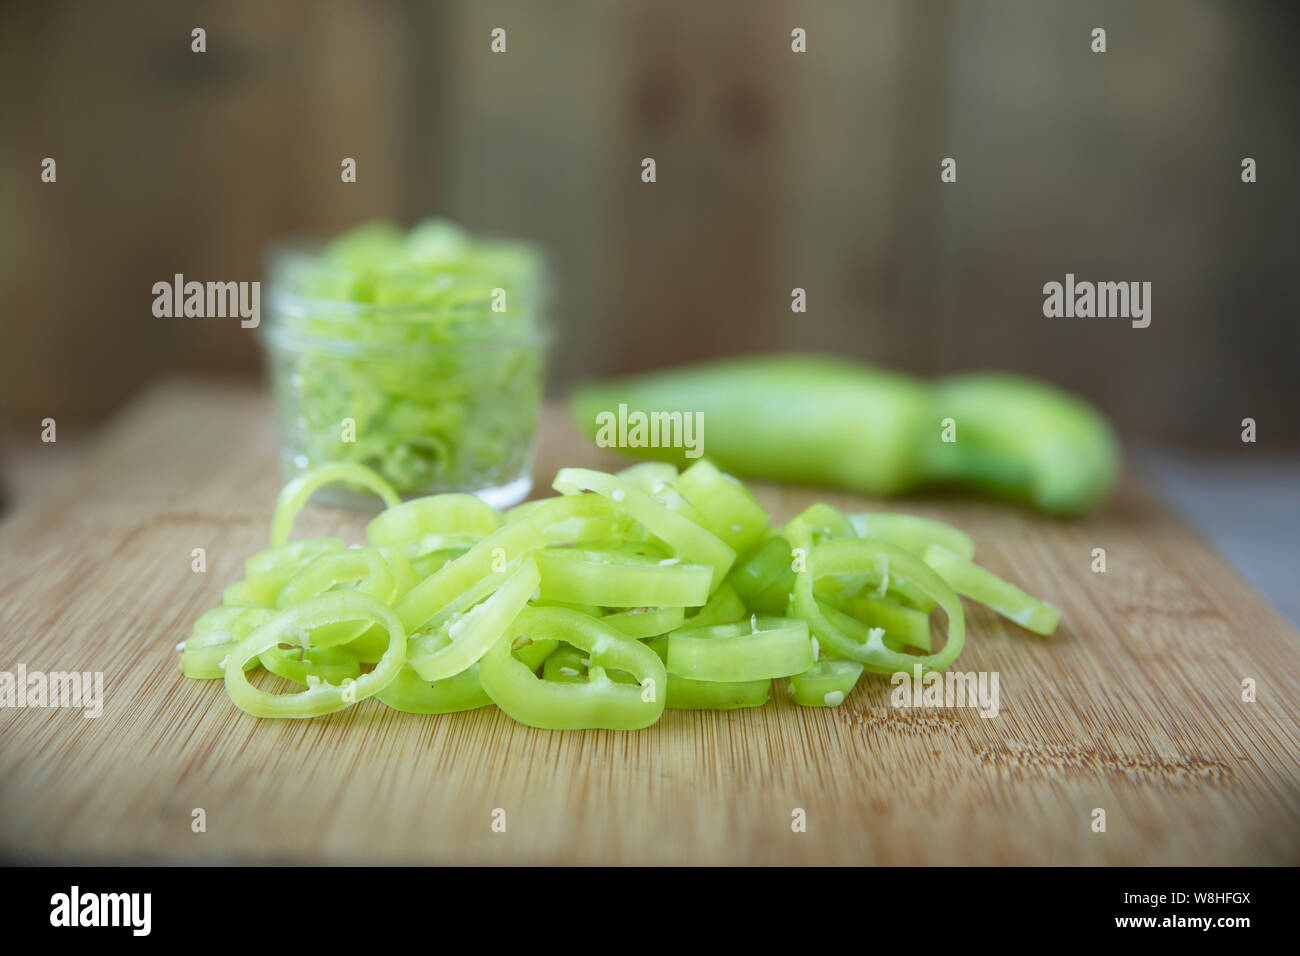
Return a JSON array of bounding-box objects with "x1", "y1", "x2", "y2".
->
[{"x1": 260, "y1": 228, "x2": 548, "y2": 509}]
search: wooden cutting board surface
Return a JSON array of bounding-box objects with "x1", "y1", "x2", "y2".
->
[{"x1": 2, "y1": 380, "x2": 1298, "y2": 865}]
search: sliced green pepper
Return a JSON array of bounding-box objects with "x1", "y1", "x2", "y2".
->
[
  {"x1": 848, "y1": 512, "x2": 974, "y2": 560},
  {"x1": 789, "y1": 659, "x2": 864, "y2": 707},
  {"x1": 528, "y1": 493, "x2": 641, "y2": 547},
  {"x1": 376, "y1": 662, "x2": 492, "y2": 714},
  {"x1": 553, "y1": 467, "x2": 736, "y2": 590},
  {"x1": 270, "y1": 462, "x2": 401, "y2": 547},
  {"x1": 276, "y1": 547, "x2": 399, "y2": 659},
  {"x1": 534, "y1": 548, "x2": 711, "y2": 608},
  {"x1": 793, "y1": 537, "x2": 965, "y2": 675},
  {"x1": 511, "y1": 636, "x2": 561, "y2": 673},
  {"x1": 242, "y1": 537, "x2": 346, "y2": 605},
  {"x1": 616, "y1": 461, "x2": 680, "y2": 491},
  {"x1": 223, "y1": 592, "x2": 406, "y2": 718},
  {"x1": 395, "y1": 519, "x2": 544, "y2": 634},
  {"x1": 726, "y1": 536, "x2": 795, "y2": 614},
  {"x1": 922, "y1": 545, "x2": 1060, "y2": 635},
  {"x1": 541, "y1": 644, "x2": 588, "y2": 683},
  {"x1": 181, "y1": 606, "x2": 272, "y2": 679},
  {"x1": 846, "y1": 594, "x2": 932, "y2": 652},
  {"x1": 406, "y1": 557, "x2": 540, "y2": 682},
  {"x1": 673, "y1": 460, "x2": 769, "y2": 555},
  {"x1": 260, "y1": 644, "x2": 362, "y2": 686},
  {"x1": 600, "y1": 605, "x2": 687, "y2": 639},
  {"x1": 666, "y1": 616, "x2": 814, "y2": 683},
  {"x1": 645, "y1": 635, "x2": 771, "y2": 710},
  {"x1": 366, "y1": 493, "x2": 502, "y2": 549},
  {"x1": 478, "y1": 607, "x2": 667, "y2": 730},
  {"x1": 685, "y1": 583, "x2": 747, "y2": 628}
]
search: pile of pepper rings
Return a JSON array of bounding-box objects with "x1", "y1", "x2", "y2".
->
[{"x1": 179, "y1": 460, "x2": 1059, "y2": 728}]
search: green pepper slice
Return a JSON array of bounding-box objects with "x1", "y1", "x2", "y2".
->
[
  {"x1": 685, "y1": 583, "x2": 747, "y2": 628},
  {"x1": 478, "y1": 606, "x2": 667, "y2": 730},
  {"x1": 406, "y1": 557, "x2": 540, "y2": 682},
  {"x1": 553, "y1": 468, "x2": 736, "y2": 591},
  {"x1": 789, "y1": 659, "x2": 864, "y2": 707},
  {"x1": 223, "y1": 592, "x2": 406, "y2": 718},
  {"x1": 376, "y1": 662, "x2": 492, "y2": 714},
  {"x1": 534, "y1": 548, "x2": 711, "y2": 608},
  {"x1": 600, "y1": 605, "x2": 687, "y2": 639},
  {"x1": 674, "y1": 459, "x2": 769, "y2": 555},
  {"x1": 848, "y1": 512, "x2": 974, "y2": 560},
  {"x1": 644, "y1": 636, "x2": 770, "y2": 710},
  {"x1": 366, "y1": 493, "x2": 502, "y2": 549},
  {"x1": 269, "y1": 462, "x2": 401, "y2": 547},
  {"x1": 395, "y1": 519, "x2": 545, "y2": 634},
  {"x1": 793, "y1": 538, "x2": 965, "y2": 675},
  {"x1": 922, "y1": 545, "x2": 1059, "y2": 635},
  {"x1": 666, "y1": 615, "x2": 814, "y2": 682}
]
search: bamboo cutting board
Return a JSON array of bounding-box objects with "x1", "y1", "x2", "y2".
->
[{"x1": 2, "y1": 380, "x2": 1298, "y2": 865}]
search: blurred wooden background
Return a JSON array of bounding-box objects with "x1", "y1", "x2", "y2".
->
[{"x1": 2, "y1": 0, "x2": 1297, "y2": 444}]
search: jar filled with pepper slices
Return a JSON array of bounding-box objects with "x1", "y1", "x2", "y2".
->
[{"x1": 261, "y1": 219, "x2": 548, "y2": 509}]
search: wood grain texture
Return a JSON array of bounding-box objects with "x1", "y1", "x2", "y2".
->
[{"x1": 1, "y1": 381, "x2": 1298, "y2": 864}]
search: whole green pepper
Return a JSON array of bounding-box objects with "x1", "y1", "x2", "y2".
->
[{"x1": 569, "y1": 354, "x2": 1118, "y2": 515}]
